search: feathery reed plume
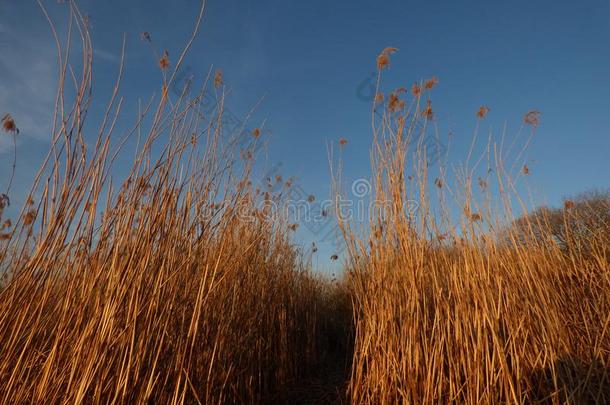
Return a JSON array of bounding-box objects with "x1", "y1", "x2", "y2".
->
[
  {"x1": 214, "y1": 69, "x2": 223, "y2": 88},
  {"x1": 1, "y1": 114, "x2": 18, "y2": 197},
  {"x1": 376, "y1": 47, "x2": 398, "y2": 70},
  {"x1": 1, "y1": 114, "x2": 18, "y2": 134},
  {"x1": 476, "y1": 105, "x2": 490, "y2": 118},
  {"x1": 524, "y1": 109, "x2": 541, "y2": 126},
  {"x1": 424, "y1": 76, "x2": 439, "y2": 90},
  {"x1": 158, "y1": 49, "x2": 169, "y2": 69}
]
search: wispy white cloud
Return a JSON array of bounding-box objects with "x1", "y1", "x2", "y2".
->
[
  {"x1": 94, "y1": 48, "x2": 119, "y2": 63},
  {"x1": 0, "y1": 18, "x2": 56, "y2": 154}
]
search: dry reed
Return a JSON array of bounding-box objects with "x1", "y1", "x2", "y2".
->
[{"x1": 336, "y1": 49, "x2": 610, "y2": 404}]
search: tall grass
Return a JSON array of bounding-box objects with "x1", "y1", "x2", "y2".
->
[
  {"x1": 0, "y1": 3, "x2": 346, "y2": 403},
  {"x1": 1, "y1": 4, "x2": 608, "y2": 403},
  {"x1": 338, "y1": 61, "x2": 610, "y2": 403}
]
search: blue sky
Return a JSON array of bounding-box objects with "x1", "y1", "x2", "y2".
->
[{"x1": 1, "y1": 0, "x2": 609, "y2": 270}]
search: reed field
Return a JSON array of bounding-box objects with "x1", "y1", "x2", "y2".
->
[
  {"x1": 337, "y1": 62, "x2": 610, "y2": 403},
  {"x1": 0, "y1": 2, "x2": 608, "y2": 404}
]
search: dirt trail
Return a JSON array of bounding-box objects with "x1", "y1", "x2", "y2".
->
[{"x1": 279, "y1": 354, "x2": 351, "y2": 404}]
